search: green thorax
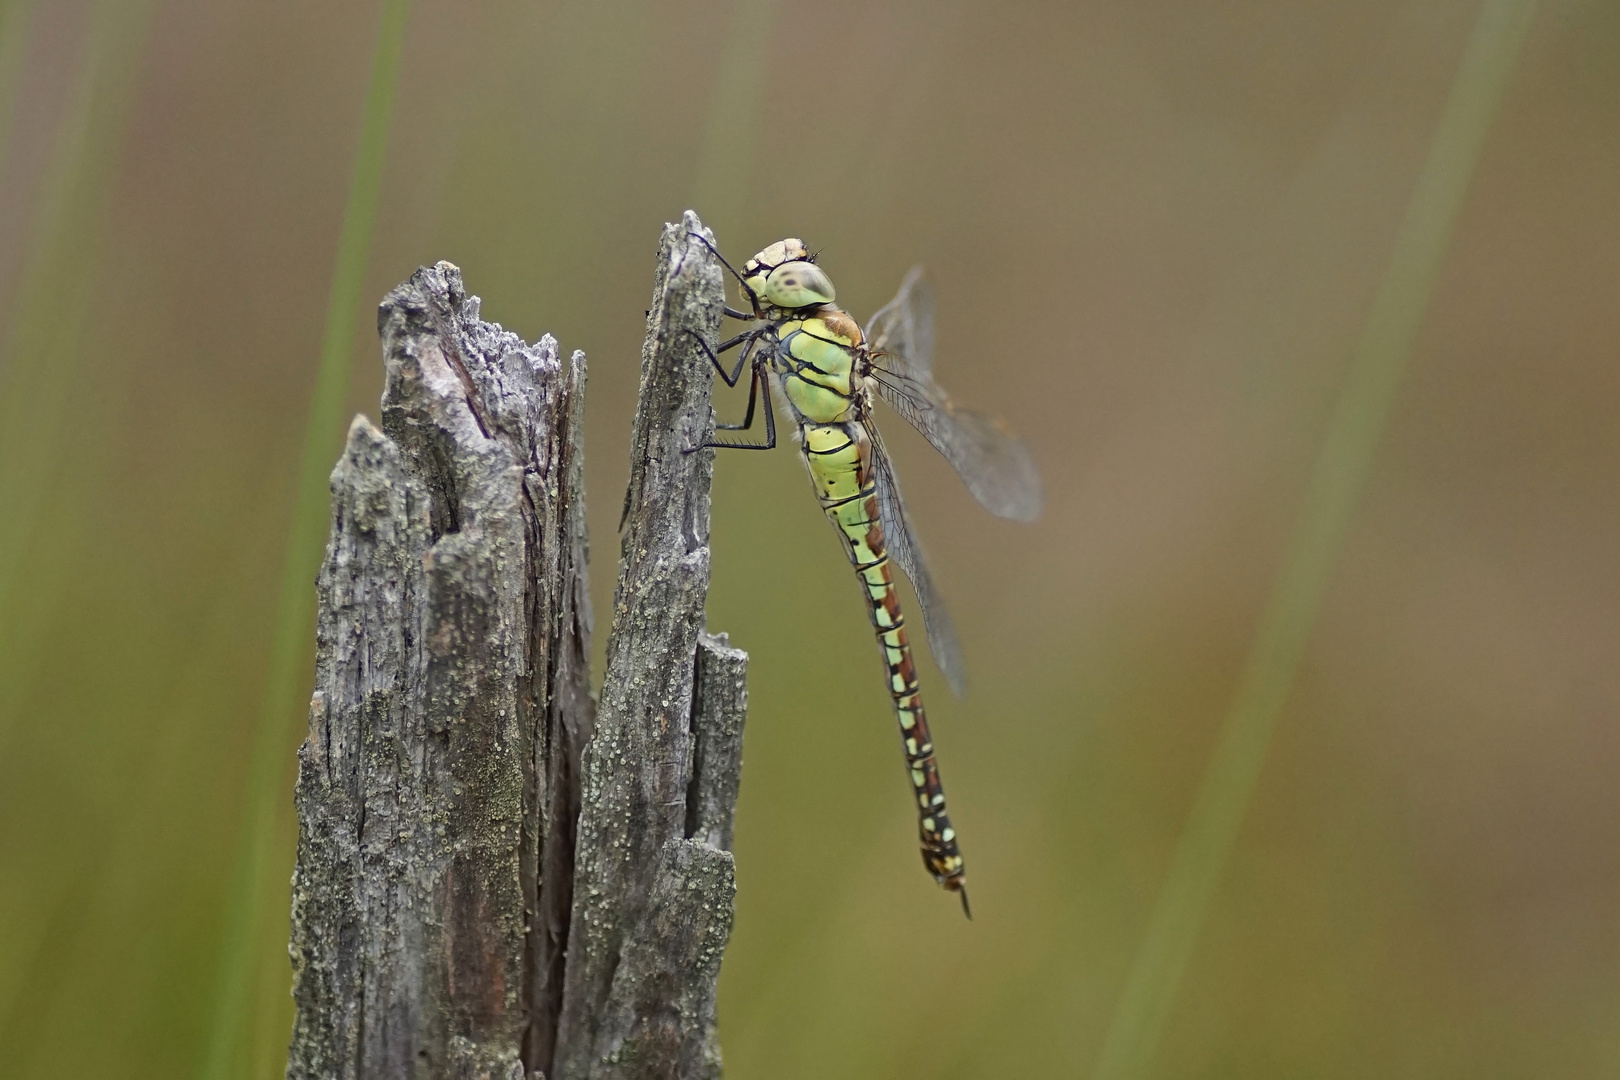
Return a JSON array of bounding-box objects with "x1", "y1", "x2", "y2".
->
[{"x1": 775, "y1": 311, "x2": 863, "y2": 425}]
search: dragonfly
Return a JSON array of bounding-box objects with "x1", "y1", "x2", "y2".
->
[{"x1": 690, "y1": 235, "x2": 1043, "y2": 916}]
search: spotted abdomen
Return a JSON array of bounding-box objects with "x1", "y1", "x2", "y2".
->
[{"x1": 800, "y1": 419, "x2": 967, "y2": 896}]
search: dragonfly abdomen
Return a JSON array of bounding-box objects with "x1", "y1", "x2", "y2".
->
[{"x1": 800, "y1": 420, "x2": 968, "y2": 897}]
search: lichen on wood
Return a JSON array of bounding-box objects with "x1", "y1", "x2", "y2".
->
[
  {"x1": 287, "y1": 212, "x2": 746, "y2": 1080},
  {"x1": 552, "y1": 213, "x2": 739, "y2": 1080}
]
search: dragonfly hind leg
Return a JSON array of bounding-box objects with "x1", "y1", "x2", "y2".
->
[{"x1": 701, "y1": 359, "x2": 776, "y2": 452}]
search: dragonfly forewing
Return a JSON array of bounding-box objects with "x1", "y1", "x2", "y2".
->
[
  {"x1": 866, "y1": 266, "x2": 937, "y2": 377},
  {"x1": 865, "y1": 269, "x2": 1044, "y2": 523}
]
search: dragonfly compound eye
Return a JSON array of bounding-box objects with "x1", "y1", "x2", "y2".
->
[{"x1": 763, "y1": 260, "x2": 836, "y2": 308}]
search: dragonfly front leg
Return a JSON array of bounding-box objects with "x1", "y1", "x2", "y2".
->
[{"x1": 687, "y1": 231, "x2": 765, "y2": 318}]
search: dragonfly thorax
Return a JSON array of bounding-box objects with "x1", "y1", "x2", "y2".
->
[{"x1": 743, "y1": 238, "x2": 836, "y2": 313}]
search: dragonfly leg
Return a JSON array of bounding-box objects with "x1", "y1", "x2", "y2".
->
[
  {"x1": 696, "y1": 359, "x2": 776, "y2": 452},
  {"x1": 716, "y1": 367, "x2": 756, "y2": 432},
  {"x1": 688, "y1": 231, "x2": 763, "y2": 317},
  {"x1": 711, "y1": 361, "x2": 776, "y2": 449},
  {"x1": 687, "y1": 327, "x2": 758, "y2": 387}
]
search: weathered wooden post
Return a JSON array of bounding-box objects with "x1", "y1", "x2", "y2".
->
[{"x1": 287, "y1": 212, "x2": 747, "y2": 1080}]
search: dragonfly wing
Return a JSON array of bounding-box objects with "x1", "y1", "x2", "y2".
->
[
  {"x1": 865, "y1": 269, "x2": 1044, "y2": 523},
  {"x1": 876, "y1": 380, "x2": 1044, "y2": 523},
  {"x1": 865, "y1": 266, "x2": 935, "y2": 379},
  {"x1": 869, "y1": 425, "x2": 967, "y2": 697}
]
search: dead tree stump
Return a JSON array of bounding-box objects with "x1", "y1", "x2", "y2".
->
[{"x1": 287, "y1": 212, "x2": 745, "y2": 1080}]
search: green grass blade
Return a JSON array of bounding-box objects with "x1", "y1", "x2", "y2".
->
[
  {"x1": 1091, "y1": 3, "x2": 1539, "y2": 1078},
  {"x1": 197, "y1": 2, "x2": 412, "y2": 1077},
  {"x1": 0, "y1": 2, "x2": 150, "y2": 1049},
  {"x1": 0, "y1": 0, "x2": 149, "y2": 702}
]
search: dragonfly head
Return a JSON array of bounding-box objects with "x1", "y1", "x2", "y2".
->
[{"x1": 743, "y1": 238, "x2": 836, "y2": 311}]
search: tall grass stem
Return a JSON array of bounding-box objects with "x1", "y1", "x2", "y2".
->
[
  {"x1": 0, "y1": 0, "x2": 149, "y2": 725},
  {"x1": 1091, "y1": 3, "x2": 1538, "y2": 1078},
  {"x1": 198, "y1": 2, "x2": 412, "y2": 1077}
]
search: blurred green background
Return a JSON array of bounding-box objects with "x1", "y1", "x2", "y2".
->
[{"x1": 3, "y1": 0, "x2": 1619, "y2": 1077}]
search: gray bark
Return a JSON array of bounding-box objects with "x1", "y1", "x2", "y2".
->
[
  {"x1": 287, "y1": 212, "x2": 744, "y2": 1080},
  {"x1": 551, "y1": 213, "x2": 737, "y2": 1080}
]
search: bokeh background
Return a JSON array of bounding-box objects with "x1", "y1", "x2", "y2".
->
[{"x1": 3, "y1": 0, "x2": 1619, "y2": 1077}]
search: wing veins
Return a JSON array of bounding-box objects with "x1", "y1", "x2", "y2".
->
[
  {"x1": 862, "y1": 270, "x2": 1043, "y2": 522},
  {"x1": 868, "y1": 426, "x2": 967, "y2": 697}
]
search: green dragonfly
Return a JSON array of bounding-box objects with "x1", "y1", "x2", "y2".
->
[{"x1": 692, "y1": 236, "x2": 1042, "y2": 916}]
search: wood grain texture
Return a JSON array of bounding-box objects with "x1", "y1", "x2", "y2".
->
[
  {"x1": 289, "y1": 214, "x2": 746, "y2": 1080},
  {"x1": 287, "y1": 261, "x2": 594, "y2": 1080},
  {"x1": 553, "y1": 212, "x2": 741, "y2": 1080}
]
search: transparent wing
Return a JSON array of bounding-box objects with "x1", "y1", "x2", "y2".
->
[
  {"x1": 865, "y1": 268, "x2": 1044, "y2": 523},
  {"x1": 869, "y1": 423, "x2": 967, "y2": 697},
  {"x1": 866, "y1": 266, "x2": 937, "y2": 378}
]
